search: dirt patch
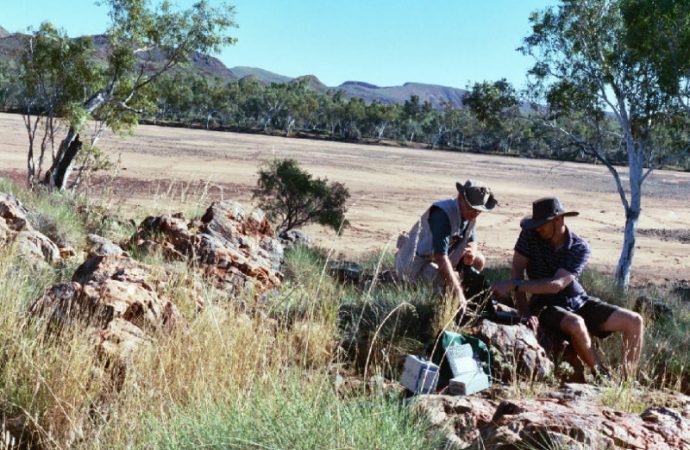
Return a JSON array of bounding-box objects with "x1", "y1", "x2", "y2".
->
[
  {"x1": 1, "y1": 112, "x2": 689, "y2": 286},
  {"x1": 636, "y1": 228, "x2": 690, "y2": 244}
]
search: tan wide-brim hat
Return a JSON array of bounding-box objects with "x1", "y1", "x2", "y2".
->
[{"x1": 455, "y1": 179, "x2": 497, "y2": 212}]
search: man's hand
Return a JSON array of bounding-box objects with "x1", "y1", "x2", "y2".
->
[
  {"x1": 522, "y1": 314, "x2": 539, "y2": 333},
  {"x1": 462, "y1": 246, "x2": 476, "y2": 266},
  {"x1": 492, "y1": 279, "x2": 514, "y2": 298}
]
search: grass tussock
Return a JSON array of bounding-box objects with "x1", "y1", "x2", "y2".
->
[{"x1": 143, "y1": 375, "x2": 439, "y2": 450}]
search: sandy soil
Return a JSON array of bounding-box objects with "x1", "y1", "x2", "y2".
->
[{"x1": 1, "y1": 112, "x2": 688, "y2": 286}]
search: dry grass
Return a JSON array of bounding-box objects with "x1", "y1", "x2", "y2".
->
[{"x1": 1, "y1": 177, "x2": 688, "y2": 448}]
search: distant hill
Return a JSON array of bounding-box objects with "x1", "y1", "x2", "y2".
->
[
  {"x1": 291, "y1": 74, "x2": 329, "y2": 93},
  {"x1": 0, "y1": 30, "x2": 27, "y2": 63},
  {"x1": 0, "y1": 29, "x2": 236, "y2": 80},
  {"x1": 223, "y1": 67, "x2": 468, "y2": 108},
  {"x1": 337, "y1": 81, "x2": 467, "y2": 108},
  {"x1": 0, "y1": 27, "x2": 469, "y2": 108},
  {"x1": 230, "y1": 66, "x2": 292, "y2": 84}
]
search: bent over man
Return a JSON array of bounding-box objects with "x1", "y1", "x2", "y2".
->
[
  {"x1": 395, "y1": 179, "x2": 497, "y2": 310},
  {"x1": 493, "y1": 197, "x2": 644, "y2": 378}
]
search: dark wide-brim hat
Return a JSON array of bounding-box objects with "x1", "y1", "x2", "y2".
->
[
  {"x1": 520, "y1": 197, "x2": 579, "y2": 230},
  {"x1": 456, "y1": 179, "x2": 497, "y2": 212}
]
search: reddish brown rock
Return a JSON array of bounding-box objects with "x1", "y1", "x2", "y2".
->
[
  {"x1": 29, "y1": 256, "x2": 183, "y2": 365},
  {"x1": 411, "y1": 395, "x2": 498, "y2": 448},
  {"x1": 130, "y1": 200, "x2": 283, "y2": 298},
  {"x1": 412, "y1": 385, "x2": 690, "y2": 449},
  {"x1": 0, "y1": 192, "x2": 30, "y2": 231},
  {"x1": 472, "y1": 319, "x2": 554, "y2": 381},
  {"x1": 0, "y1": 192, "x2": 64, "y2": 265},
  {"x1": 15, "y1": 229, "x2": 62, "y2": 263},
  {"x1": 0, "y1": 216, "x2": 8, "y2": 241},
  {"x1": 85, "y1": 234, "x2": 125, "y2": 258}
]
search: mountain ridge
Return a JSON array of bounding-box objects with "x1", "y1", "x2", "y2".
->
[{"x1": 0, "y1": 28, "x2": 467, "y2": 108}]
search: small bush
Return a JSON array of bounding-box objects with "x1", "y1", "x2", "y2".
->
[{"x1": 253, "y1": 159, "x2": 350, "y2": 234}]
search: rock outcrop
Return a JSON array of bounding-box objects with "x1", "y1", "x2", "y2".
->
[
  {"x1": 472, "y1": 319, "x2": 554, "y2": 381},
  {"x1": 129, "y1": 200, "x2": 283, "y2": 298},
  {"x1": 413, "y1": 384, "x2": 690, "y2": 449},
  {"x1": 0, "y1": 192, "x2": 61, "y2": 264},
  {"x1": 279, "y1": 229, "x2": 312, "y2": 248},
  {"x1": 29, "y1": 256, "x2": 183, "y2": 375},
  {"x1": 85, "y1": 233, "x2": 126, "y2": 258}
]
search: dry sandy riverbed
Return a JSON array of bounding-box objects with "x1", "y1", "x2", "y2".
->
[{"x1": 1, "y1": 112, "x2": 688, "y2": 286}]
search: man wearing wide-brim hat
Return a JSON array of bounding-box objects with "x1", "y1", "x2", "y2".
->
[
  {"x1": 493, "y1": 197, "x2": 644, "y2": 378},
  {"x1": 395, "y1": 179, "x2": 497, "y2": 311}
]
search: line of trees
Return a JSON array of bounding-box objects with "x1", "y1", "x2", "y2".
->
[
  {"x1": 5, "y1": 56, "x2": 673, "y2": 171},
  {"x1": 1, "y1": 0, "x2": 688, "y2": 289}
]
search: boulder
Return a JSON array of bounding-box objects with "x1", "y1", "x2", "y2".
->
[
  {"x1": 410, "y1": 395, "x2": 498, "y2": 449},
  {"x1": 29, "y1": 256, "x2": 183, "y2": 367},
  {"x1": 328, "y1": 260, "x2": 364, "y2": 284},
  {"x1": 86, "y1": 234, "x2": 126, "y2": 258},
  {"x1": 14, "y1": 229, "x2": 61, "y2": 263},
  {"x1": 130, "y1": 200, "x2": 283, "y2": 298},
  {"x1": 472, "y1": 319, "x2": 554, "y2": 381},
  {"x1": 279, "y1": 229, "x2": 312, "y2": 248},
  {"x1": 412, "y1": 386, "x2": 690, "y2": 449},
  {"x1": 0, "y1": 192, "x2": 30, "y2": 231},
  {"x1": 635, "y1": 295, "x2": 673, "y2": 322},
  {"x1": 0, "y1": 192, "x2": 64, "y2": 265}
]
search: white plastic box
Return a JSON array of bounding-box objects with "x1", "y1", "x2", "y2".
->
[
  {"x1": 448, "y1": 371, "x2": 490, "y2": 395},
  {"x1": 445, "y1": 343, "x2": 490, "y2": 395},
  {"x1": 400, "y1": 355, "x2": 439, "y2": 394}
]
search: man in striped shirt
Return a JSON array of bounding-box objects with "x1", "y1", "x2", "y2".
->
[{"x1": 493, "y1": 197, "x2": 644, "y2": 378}]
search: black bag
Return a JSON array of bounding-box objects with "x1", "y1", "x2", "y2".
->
[{"x1": 459, "y1": 264, "x2": 522, "y2": 325}]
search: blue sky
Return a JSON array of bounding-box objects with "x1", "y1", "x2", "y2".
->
[{"x1": 2, "y1": 0, "x2": 558, "y2": 89}]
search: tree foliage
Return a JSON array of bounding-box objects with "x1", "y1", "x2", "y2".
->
[
  {"x1": 17, "y1": 0, "x2": 237, "y2": 190},
  {"x1": 253, "y1": 159, "x2": 350, "y2": 235},
  {"x1": 522, "y1": 0, "x2": 689, "y2": 288},
  {"x1": 620, "y1": 0, "x2": 690, "y2": 113}
]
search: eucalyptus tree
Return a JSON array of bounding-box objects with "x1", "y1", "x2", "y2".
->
[
  {"x1": 362, "y1": 100, "x2": 398, "y2": 142},
  {"x1": 463, "y1": 79, "x2": 520, "y2": 154},
  {"x1": 621, "y1": 0, "x2": 690, "y2": 114},
  {"x1": 398, "y1": 95, "x2": 431, "y2": 143},
  {"x1": 18, "y1": 23, "x2": 98, "y2": 186},
  {"x1": 19, "y1": 0, "x2": 236, "y2": 190},
  {"x1": 522, "y1": 0, "x2": 687, "y2": 288}
]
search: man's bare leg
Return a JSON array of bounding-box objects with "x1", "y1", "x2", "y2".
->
[
  {"x1": 559, "y1": 313, "x2": 599, "y2": 370},
  {"x1": 600, "y1": 308, "x2": 644, "y2": 377}
]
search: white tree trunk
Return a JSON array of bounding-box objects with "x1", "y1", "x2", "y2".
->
[{"x1": 615, "y1": 138, "x2": 644, "y2": 290}]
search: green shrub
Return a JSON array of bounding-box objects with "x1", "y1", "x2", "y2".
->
[{"x1": 253, "y1": 159, "x2": 350, "y2": 234}]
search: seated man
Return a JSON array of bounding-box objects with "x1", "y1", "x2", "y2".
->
[
  {"x1": 493, "y1": 197, "x2": 644, "y2": 378},
  {"x1": 395, "y1": 179, "x2": 497, "y2": 311}
]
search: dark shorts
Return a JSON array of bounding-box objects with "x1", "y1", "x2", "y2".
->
[{"x1": 537, "y1": 297, "x2": 620, "y2": 339}]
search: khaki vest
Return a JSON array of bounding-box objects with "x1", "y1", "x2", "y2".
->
[{"x1": 395, "y1": 198, "x2": 475, "y2": 281}]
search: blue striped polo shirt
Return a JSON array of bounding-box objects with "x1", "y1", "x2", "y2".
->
[{"x1": 514, "y1": 227, "x2": 591, "y2": 311}]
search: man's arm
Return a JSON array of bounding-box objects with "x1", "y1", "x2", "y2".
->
[
  {"x1": 494, "y1": 250, "x2": 574, "y2": 326},
  {"x1": 511, "y1": 251, "x2": 530, "y2": 316},
  {"x1": 462, "y1": 241, "x2": 478, "y2": 265},
  {"x1": 515, "y1": 269, "x2": 575, "y2": 294},
  {"x1": 433, "y1": 252, "x2": 467, "y2": 307},
  {"x1": 494, "y1": 265, "x2": 575, "y2": 299}
]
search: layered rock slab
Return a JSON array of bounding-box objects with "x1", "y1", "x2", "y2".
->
[
  {"x1": 29, "y1": 255, "x2": 182, "y2": 365},
  {"x1": 413, "y1": 385, "x2": 690, "y2": 449},
  {"x1": 472, "y1": 319, "x2": 554, "y2": 381},
  {"x1": 129, "y1": 200, "x2": 283, "y2": 298},
  {"x1": 0, "y1": 192, "x2": 61, "y2": 264}
]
